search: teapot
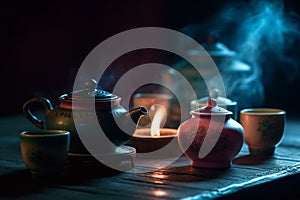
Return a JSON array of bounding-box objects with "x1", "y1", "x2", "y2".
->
[
  {"x1": 177, "y1": 98, "x2": 244, "y2": 169},
  {"x1": 23, "y1": 79, "x2": 148, "y2": 154}
]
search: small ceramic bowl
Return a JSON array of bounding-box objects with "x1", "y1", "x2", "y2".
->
[
  {"x1": 20, "y1": 130, "x2": 70, "y2": 178},
  {"x1": 240, "y1": 108, "x2": 286, "y2": 155},
  {"x1": 127, "y1": 128, "x2": 179, "y2": 154}
]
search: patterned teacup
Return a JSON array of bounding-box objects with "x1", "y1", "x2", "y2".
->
[
  {"x1": 20, "y1": 130, "x2": 70, "y2": 178},
  {"x1": 240, "y1": 108, "x2": 286, "y2": 155}
]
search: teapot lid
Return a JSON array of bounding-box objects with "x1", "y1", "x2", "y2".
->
[
  {"x1": 191, "y1": 98, "x2": 232, "y2": 116},
  {"x1": 65, "y1": 79, "x2": 120, "y2": 102}
]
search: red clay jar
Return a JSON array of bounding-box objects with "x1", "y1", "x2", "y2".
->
[{"x1": 178, "y1": 98, "x2": 244, "y2": 169}]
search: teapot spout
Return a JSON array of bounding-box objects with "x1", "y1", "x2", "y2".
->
[
  {"x1": 128, "y1": 106, "x2": 149, "y2": 125},
  {"x1": 111, "y1": 106, "x2": 148, "y2": 146}
]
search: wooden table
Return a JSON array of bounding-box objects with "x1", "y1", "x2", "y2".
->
[{"x1": 1, "y1": 113, "x2": 300, "y2": 199}]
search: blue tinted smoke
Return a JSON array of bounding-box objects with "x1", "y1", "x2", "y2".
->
[{"x1": 216, "y1": 0, "x2": 300, "y2": 82}]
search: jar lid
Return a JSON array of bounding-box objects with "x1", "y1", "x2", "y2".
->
[
  {"x1": 65, "y1": 79, "x2": 120, "y2": 102},
  {"x1": 191, "y1": 89, "x2": 237, "y2": 107},
  {"x1": 191, "y1": 98, "x2": 232, "y2": 116}
]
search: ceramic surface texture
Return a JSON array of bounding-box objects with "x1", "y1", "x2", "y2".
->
[
  {"x1": 20, "y1": 130, "x2": 70, "y2": 176},
  {"x1": 178, "y1": 99, "x2": 244, "y2": 169},
  {"x1": 240, "y1": 108, "x2": 286, "y2": 155}
]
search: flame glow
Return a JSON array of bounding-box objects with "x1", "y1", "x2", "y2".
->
[
  {"x1": 152, "y1": 190, "x2": 168, "y2": 197},
  {"x1": 150, "y1": 104, "x2": 167, "y2": 137}
]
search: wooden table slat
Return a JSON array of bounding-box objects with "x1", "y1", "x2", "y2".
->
[{"x1": 1, "y1": 114, "x2": 300, "y2": 199}]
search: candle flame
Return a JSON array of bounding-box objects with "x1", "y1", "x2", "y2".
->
[{"x1": 150, "y1": 104, "x2": 167, "y2": 137}]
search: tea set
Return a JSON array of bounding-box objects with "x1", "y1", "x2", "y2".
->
[{"x1": 20, "y1": 79, "x2": 286, "y2": 178}]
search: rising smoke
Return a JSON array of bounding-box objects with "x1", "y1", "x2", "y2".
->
[
  {"x1": 231, "y1": 0, "x2": 300, "y2": 81},
  {"x1": 181, "y1": 0, "x2": 300, "y2": 107}
]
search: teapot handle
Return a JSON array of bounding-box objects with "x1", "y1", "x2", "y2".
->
[{"x1": 22, "y1": 97, "x2": 53, "y2": 129}]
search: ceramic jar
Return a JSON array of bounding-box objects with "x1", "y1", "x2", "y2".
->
[{"x1": 178, "y1": 98, "x2": 244, "y2": 168}]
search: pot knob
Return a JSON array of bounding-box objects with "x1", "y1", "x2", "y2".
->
[{"x1": 84, "y1": 79, "x2": 98, "y2": 92}]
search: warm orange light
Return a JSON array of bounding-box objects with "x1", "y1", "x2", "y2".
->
[
  {"x1": 152, "y1": 190, "x2": 168, "y2": 197},
  {"x1": 150, "y1": 104, "x2": 167, "y2": 137},
  {"x1": 151, "y1": 174, "x2": 167, "y2": 179}
]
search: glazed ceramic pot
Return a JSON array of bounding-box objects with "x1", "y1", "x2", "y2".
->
[
  {"x1": 23, "y1": 79, "x2": 148, "y2": 154},
  {"x1": 178, "y1": 98, "x2": 244, "y2": 169}
]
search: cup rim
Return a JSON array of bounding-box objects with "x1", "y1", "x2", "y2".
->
[
  {"x1": 133, "y1": 128, "x2": 177, "y2": 139},
  {"x1": 240, "y1": 108, "x2": 286, "y2": 115},
  {"x1": 20, "y1": 130, "x2": 70, "y2": 137}
]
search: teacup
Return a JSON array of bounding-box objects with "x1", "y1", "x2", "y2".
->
[
  {"x1": 20, "y1": 130, "x2": 70, "y2": 178},
  {"x1": 240, "y1": 108, "x2": 286, "y2": 155}
]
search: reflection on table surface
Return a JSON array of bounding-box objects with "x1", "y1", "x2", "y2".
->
[{"x1": 0, "y1": 114, "x2": 300, "y2": 199}]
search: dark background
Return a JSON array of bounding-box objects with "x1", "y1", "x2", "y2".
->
[{"x1": 1, "y1": 0, "x2": 300, "y2": 117}]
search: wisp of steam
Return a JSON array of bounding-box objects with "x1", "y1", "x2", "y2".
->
[
  {"x1": 232, "y1": 0, "x2": 300, "y2": 81},
  {"x1": 181, "y1": 0, "x2": 300, "y2": 108}
]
